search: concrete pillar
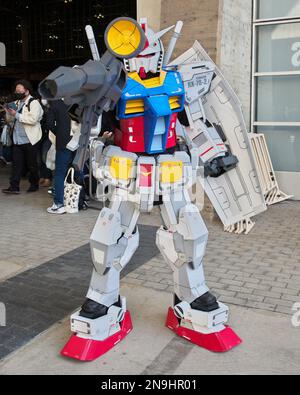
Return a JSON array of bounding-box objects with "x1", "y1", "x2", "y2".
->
[
  {"x1": 217, "y1": 0, "x2": 253, "y2": 128},
  {"x1": 158, "y1": 0, "x2": 253, "y2": 128},
  {"x1": 160, "y1": 0, "x2": 220, "y2": 62},
  {"x1": 137, "y1": 0, "x2": 162, "y2": 32}
]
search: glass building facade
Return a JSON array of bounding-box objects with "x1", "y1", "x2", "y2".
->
[
  {"x1": 0, "y1": 0, "x2": 136, "y2": 85},
  {"x1": 252, "y1": 0, "x2": 300, "y2": 175}
]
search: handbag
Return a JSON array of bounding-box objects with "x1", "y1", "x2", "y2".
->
[
  {"x1": 46, "y1": 143, "x2": 56, "y2": 171},
  {"x1": 64, "y1": 167, "x2": 82, "y2": 214},
  {"x1": 0, "y1": 125, "x2": 12, "y2": 147}
]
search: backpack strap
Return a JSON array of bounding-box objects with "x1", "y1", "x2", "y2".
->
[{"x1": 26, "y1": 98, "x2": 37, "y2": 112}]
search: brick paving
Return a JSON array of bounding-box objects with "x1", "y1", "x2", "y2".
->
[
  {"x1": 0, "y1": 225, "x2": 158, "y2": 360},
  {"x1": 0, "y1": 166, "x2": 97, "y2": 280},
  {"x1": 1, "y1": 162, "x2": 300, "y2": 347},
  {"x1": 125, "y1": 201, "x2": 300, "y2": 316}
]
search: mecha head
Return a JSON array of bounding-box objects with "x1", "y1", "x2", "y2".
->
[
  {"x1": 105, "y1": 17, "x2": 175, "y2": 77},
  {"x1": 124, "y1": 18, "x2": 174, "y2": 76}
]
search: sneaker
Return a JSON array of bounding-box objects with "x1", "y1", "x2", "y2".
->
[
  {"x1": 47, "y1": 204, "x2": 66, "y2": 215},
  {"x1": 0, "y1": 156, "x2": 11, "y2": 167},
  {"x1": 27, "y1": 185, "x2": 39, "y2": 193},
  {"x1": 2, "y1": 187, "x2": 20, "y2": 195}
]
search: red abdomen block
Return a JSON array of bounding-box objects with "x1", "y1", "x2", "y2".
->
[
  {"x1": 117, "y1": 117, "x2": 145, "y2": 152},
  {"x1": 115, "y1": 114, "x2": 178, "y2": 154}
]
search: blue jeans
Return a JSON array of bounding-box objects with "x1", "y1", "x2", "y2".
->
[{"x1": 54, "y1": 149, "x2": 73, "y2": 206}]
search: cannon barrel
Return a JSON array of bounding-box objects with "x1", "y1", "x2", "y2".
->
[
  {"x1": 38, "y1": 15, "x2": 147, "y2": 172},
  {"x1": 39, "y1": 52, "x2": 127, "y2": 172},
  {"x1": 39, "y1": 60, "x2": 108, "y2": 107}
]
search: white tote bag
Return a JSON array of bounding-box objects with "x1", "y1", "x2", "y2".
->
[{"x1": 64, "y1": 168, "x2": 82, "y2": 214}]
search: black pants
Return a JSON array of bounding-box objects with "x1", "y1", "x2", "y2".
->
[{"x1": 10, "y1": 143, "x2": 39, "y2": 190}]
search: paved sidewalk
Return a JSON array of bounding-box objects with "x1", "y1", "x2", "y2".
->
[
  {"x1": 0, "y1": 167, "x2": 96, "y2": 280},
  {"x1": 0, "y1": 284, "x2": 299, "y2": 375},
  {"x1": 1, "y1": 165, "x2": 300, "y2": 314},
  {"x1": 129, "y1": 201, "x2": 300, "y2": 316},
  {"x1": 0, "y1": 226, "x2": 158, "y2": 359},
  {"x1": 1, "y1": 167, "x2": 300, "y2": 375}
]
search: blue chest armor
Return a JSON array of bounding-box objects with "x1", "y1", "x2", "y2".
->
[{"x1": 117, "y1": 70, "x2": 185, "y2": 155}]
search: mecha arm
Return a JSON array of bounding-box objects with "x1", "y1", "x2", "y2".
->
[
  {"x1": 175, "y1": 60, "x2": 239, "y2": 178},
  {"x1": 38, "y1": 23, "x2": 146, "y2": 172},
  {"x1": 169, "y1": 41, "x2": 266, "y2": 232},
  {"x1": 39, "y1": 51, "x2": 126, "y2": 171}
]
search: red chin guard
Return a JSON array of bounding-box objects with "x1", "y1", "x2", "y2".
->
[{"x1": 139, "y1": 67, "x2": 147, "y2": 80}]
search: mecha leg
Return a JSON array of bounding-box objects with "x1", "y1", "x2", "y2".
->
[
  {"x1": 61, "y1": 189, "x2": 140, "y2": 361},
  {"x1": 157, "y1": 189, "x2": 241, "y2": 352}
]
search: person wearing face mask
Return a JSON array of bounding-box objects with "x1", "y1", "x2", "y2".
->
[
  {"x1": 43, "y1": 99, "x2": 73, "y2": 214},
  {"x1": 2, "y1": 80, "x2": 44, "y2": 194}
]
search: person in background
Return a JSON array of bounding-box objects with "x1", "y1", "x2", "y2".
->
[
  {"x1": 0, "y1": 101, "x2": 12, "y2": 166},
  {"x1": 38, "y1": 99, "x2": 52, "y2": 188},
  {"x1": 44, "y1": 99, "x2": 72, "y2": 214},
  {"x1": 2, "y1": 80, "x2": 43, "y2": 194}
]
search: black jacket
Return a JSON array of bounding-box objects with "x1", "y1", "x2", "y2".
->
[{"x1": 44, "y1": 100, "x2": 72, "y2": 150}]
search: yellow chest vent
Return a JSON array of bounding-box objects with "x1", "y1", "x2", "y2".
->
[
  {"x1": 125, "y1": 99, "x2": 145, "y2": 115},
  {"x1": 169, "y1": 96, "x2": 181, "y2": 110}
]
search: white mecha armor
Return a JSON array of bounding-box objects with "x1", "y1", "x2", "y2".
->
[{"x1": 40, "y1": 17, "x2": 248, "y2": 361}]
